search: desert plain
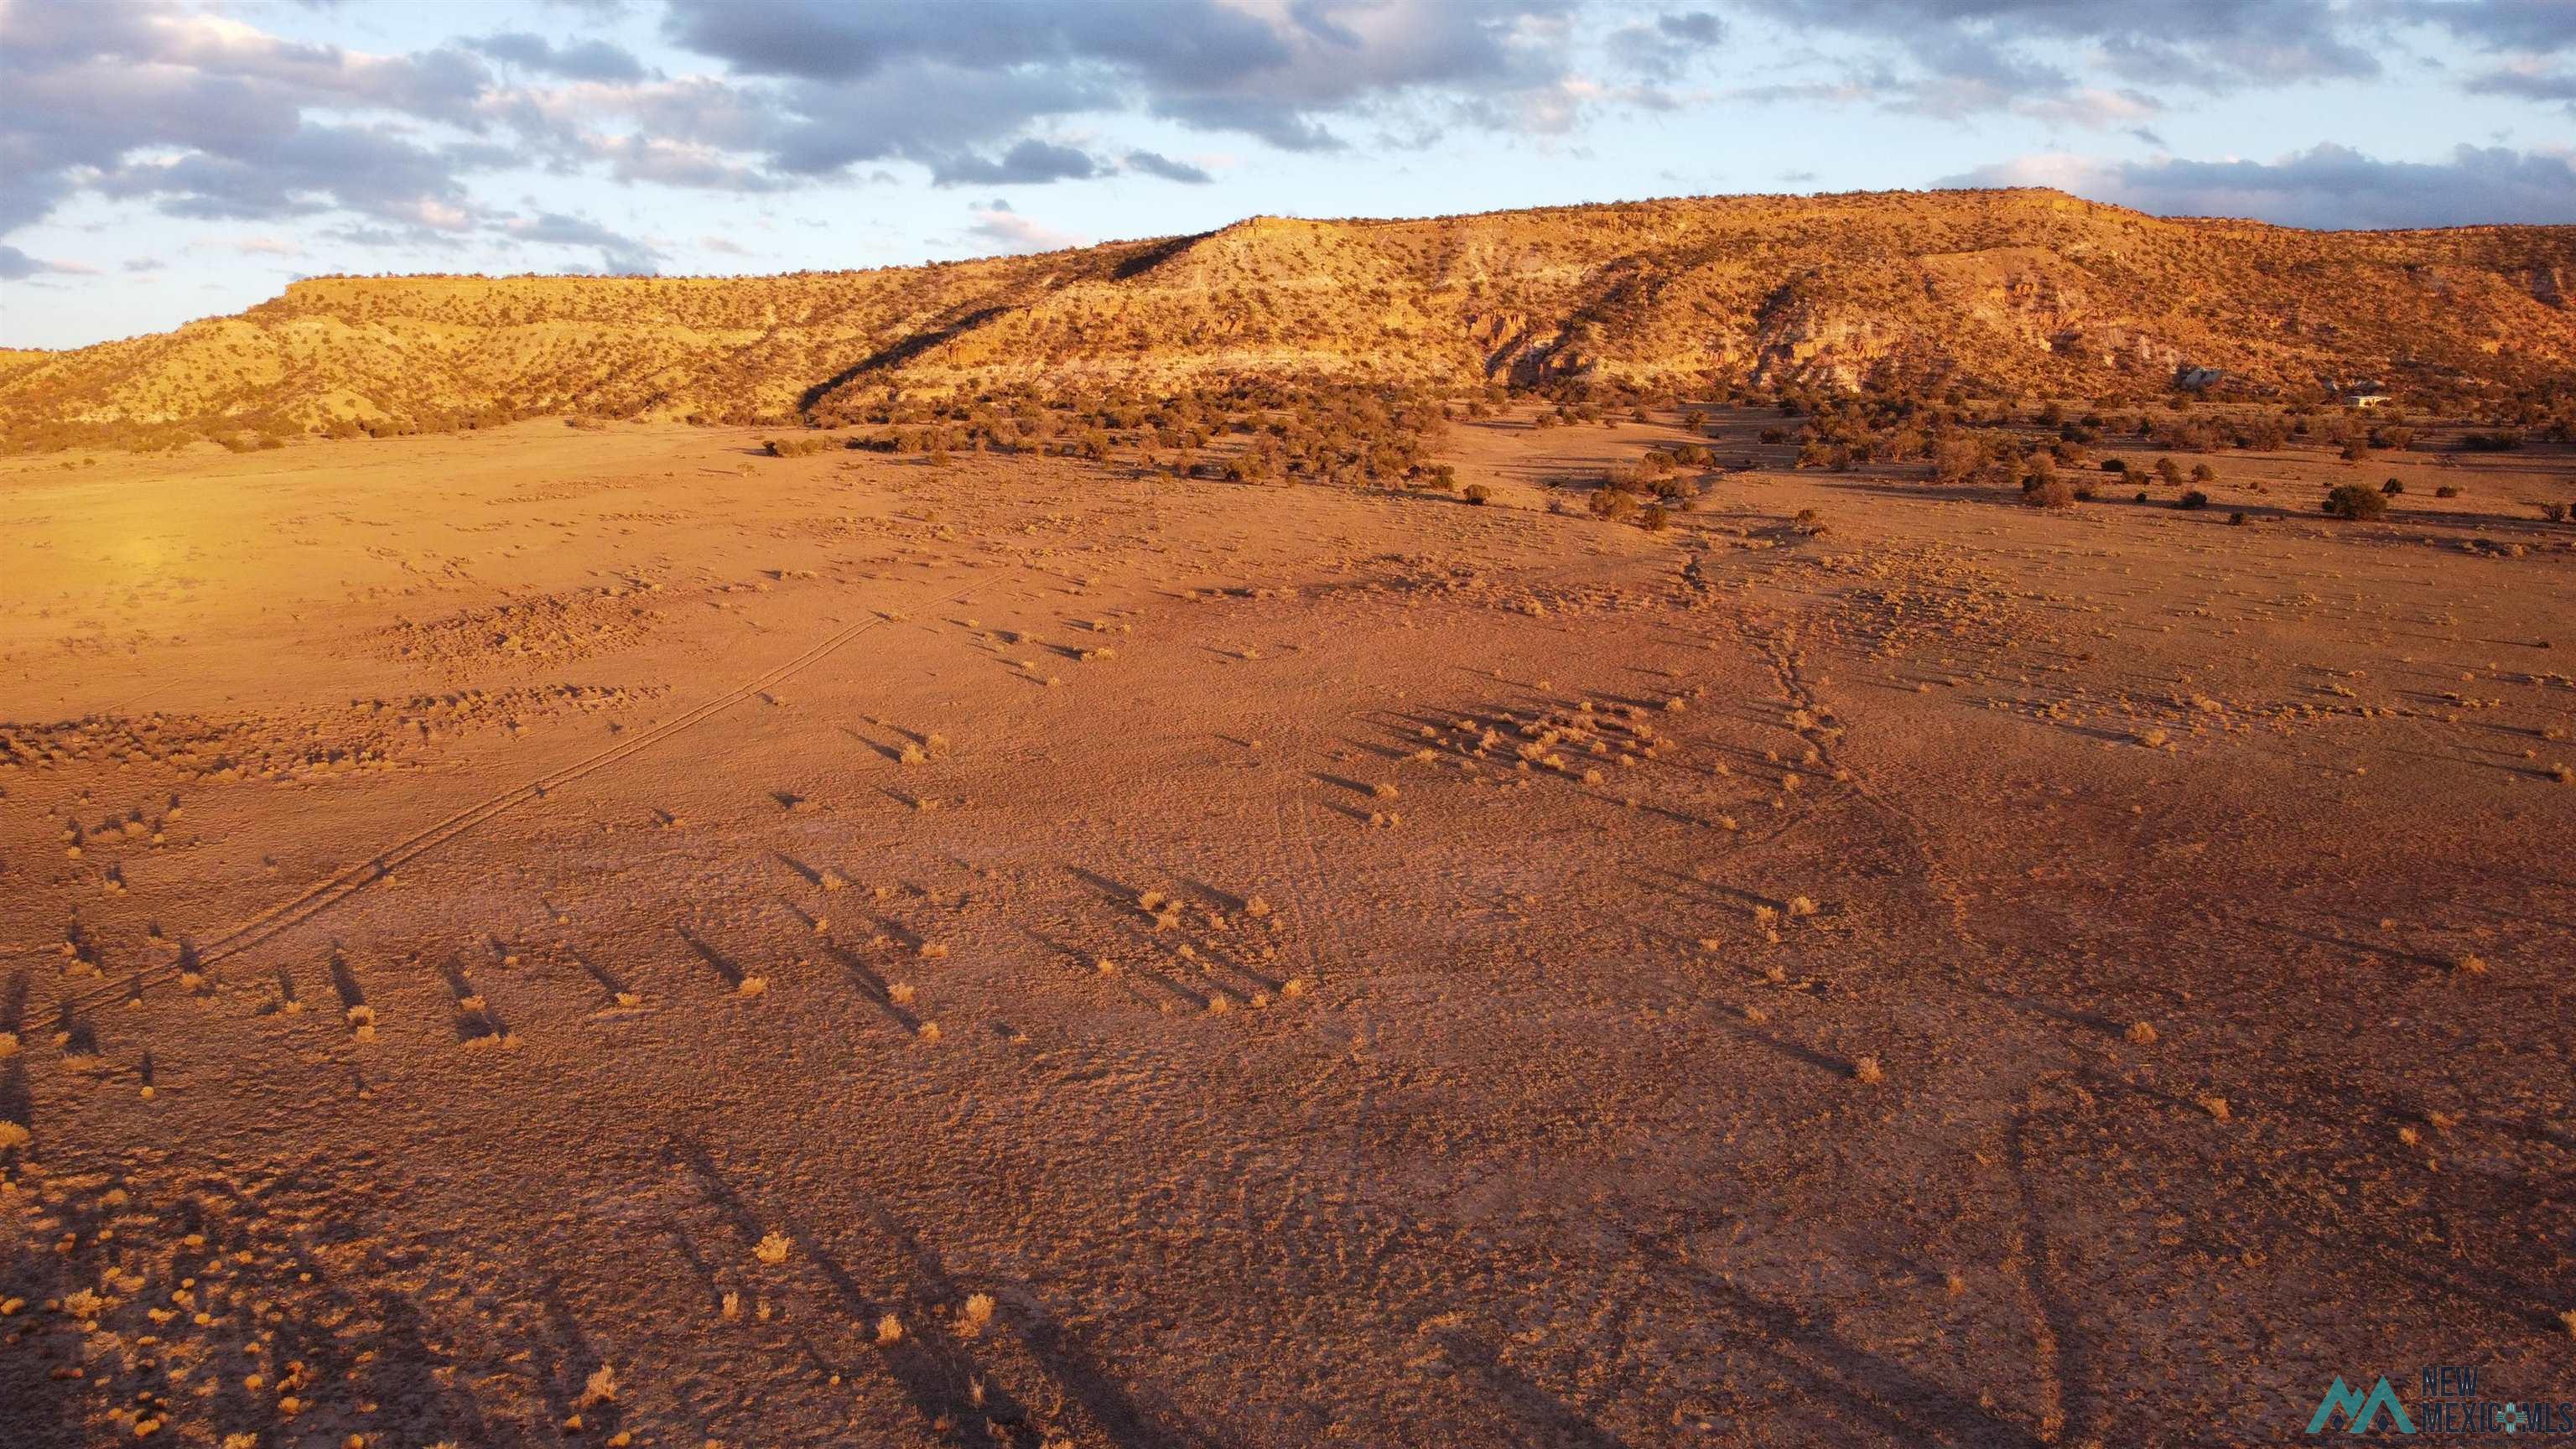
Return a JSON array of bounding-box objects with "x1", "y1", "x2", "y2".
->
[{"x1": 1, "y1": 382, "x2": 2572, "y2": 1448}]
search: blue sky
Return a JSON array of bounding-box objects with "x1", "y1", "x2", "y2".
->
[{"x1": 3, "y1": 0, "x2": 2572, "y2": 350}]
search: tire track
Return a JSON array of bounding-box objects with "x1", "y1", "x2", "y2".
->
[{"x1": 45, "y1": 581, "x2": 979, "y2": 1017}]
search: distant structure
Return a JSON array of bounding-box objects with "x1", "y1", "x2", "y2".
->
[
  {"x1": 2347, "y1": 389, "x2": 2393, "y2": 409},
  {"x1": 2175, "y1": 366, "x2": 2227, "y2": 391}
]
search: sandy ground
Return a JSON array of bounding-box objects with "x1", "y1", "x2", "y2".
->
[{"x1": 2, "y1": 411, "x2": 2572, "y2": 1448}]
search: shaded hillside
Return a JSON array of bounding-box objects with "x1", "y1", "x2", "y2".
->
[{"x1": 6, "y1": 188, "x2": 2574, "y2": 449}]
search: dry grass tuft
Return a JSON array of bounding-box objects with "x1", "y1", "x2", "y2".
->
[
  {"x1": 754, "y1": 1232, "x2": 792, "y2": 1265},
  {"x1": 2196, "y1": 1094, "x2": 2231, "y2": 1121},
  {"x1": 2453, "y1": 953, "x2": 2489, "y2": 977},
  {"x1": 2126, "y1": 1021, "x2": 2158, "y2": 1045},
  {"x1": 956, "y1": 1292, "x2": 996, "y2": 1338},
  {"x1": 0, "y1": 1121, "x2": 30, "y2": 1151},
  {"x1": 736, "y1": 975, "x2": 769, "y2": 999},
  {"x1": 1852, "y1": 1056, "x2": 1886, "y2": 1084},
  {"x1": 580, "y1": 1364, "x2": 619, "y2": 1406},
  {"x1": 875, "y1": 1314, "x2": 905, "y2": 1346}
]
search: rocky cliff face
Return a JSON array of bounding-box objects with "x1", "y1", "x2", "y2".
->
[{"x1": 7, "y1": 189, "x2": 2574, "y2": 447}]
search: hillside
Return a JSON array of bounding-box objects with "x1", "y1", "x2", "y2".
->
[{"x1": 5, "y1": 187, "x2": 2574, "y2": 449}]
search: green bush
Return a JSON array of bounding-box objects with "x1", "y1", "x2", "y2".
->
[{"x1": 2322, "y1": 482, "x2": 2389, "y2": 520}]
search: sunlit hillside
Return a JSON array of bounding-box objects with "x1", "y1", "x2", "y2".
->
[{"x1": 5, "y1": 188, "x2": 2573, "y2": 450}]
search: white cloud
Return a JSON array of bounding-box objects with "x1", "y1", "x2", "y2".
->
[{"x1": 962, "y1": 202, "x2": 1085, "y2": 253}]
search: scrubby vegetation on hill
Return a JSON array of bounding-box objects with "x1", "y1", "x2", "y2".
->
[{"x1": 5, "y1": 188, "x2": 2574, "y2": 454}]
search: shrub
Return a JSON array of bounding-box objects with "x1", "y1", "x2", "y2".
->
[
  {"x1": 1934, "y1": 438, "x2": 1986, "y2": 483},
  {"x1": 765, "y1": 436, "x2": 830, "y2": 458},
  {"x1": 2228, "y1": 511, "x2": 2247, "y2": 526},
  {"x1": 2235, "y1": 417, "x2": 2291, "y2": 450},
  {"x1": 2434, "y1": 484, "x2": 2461, "y2": 498},
  {"x1": 2024, "y1": 476, "x2": 2076, "y2": 509},
  {"x1": 2544, "y1": 502, "x2": 2570, "y2": 524},
  {"x1": 2322, "y1": 483, "x2": 2389, "y2": 520},
  {"x1": 2381, "y1": 477, "x2": 2404, "y2": 496},
  {"x1": 1640, "y1": 504, "x2": 1670, "y2": 531},
  {"x1": 1589, "y1": 486, "x2": 1640, "y2": 521},
  {"x1": 2176, "y1": 489, "x2": 2210, "y2": 510},
  {"x1": 1462, "y1": 483, "x2": 1491, "y2": 505},
  {"x1": 2460, "y1": 431, "x2": 2522, "y2": 453}
]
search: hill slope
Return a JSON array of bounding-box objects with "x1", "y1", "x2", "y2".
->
[{"x1": 5, "y1": 188, "x2": 2573, "y2": 447}]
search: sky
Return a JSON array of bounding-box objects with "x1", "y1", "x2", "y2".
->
[{"x1": 3, "y1": 0, "x2": 2573, "y2": 351}]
